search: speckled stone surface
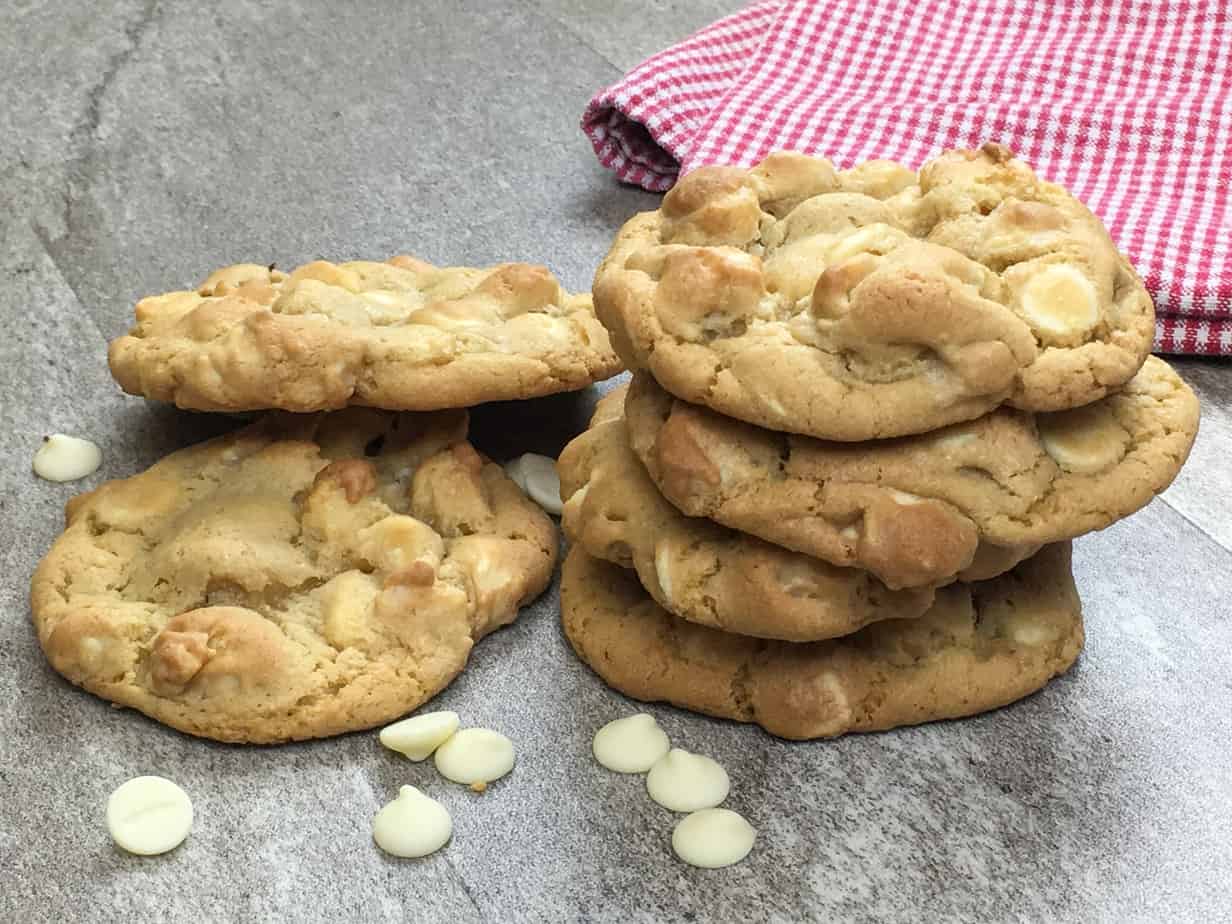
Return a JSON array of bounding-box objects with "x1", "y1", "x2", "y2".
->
[{"x1": 2, "y1": 2, "x2": 1230, "y2": 922}]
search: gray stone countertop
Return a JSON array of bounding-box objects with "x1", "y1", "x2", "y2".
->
[{"x1": 2, "y1": 2, "x2": 1230, "y2": 921}]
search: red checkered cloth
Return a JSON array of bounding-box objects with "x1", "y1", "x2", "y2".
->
[{"x1": 582, "y1": 0, "x2": 1232, "y2": 355}]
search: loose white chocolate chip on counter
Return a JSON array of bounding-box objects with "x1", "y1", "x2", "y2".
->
[
  {"x1": 379, "y1": 710, "x2": 460, "y2": 761},
  {"x1": 593, "y1": 713, "x2": 671, "y2": 773},
  {"x1": 33, "y1": 434, "x2": 102, "y2": 482},
  {"x1": 672, "y1": 808, "x2": 757, "y2": 869},
  {"x1": 646, "y1": 749, "x2": 730, "y2": 812},
  {"x1": 1037, "y1": 404, "x2": 1131, "y2": 475},
  {"x1": 372, "y1": 785, "x2": 452, "y2": 858},
  {"x1": 434, "y1": 728, "x2": 516, "y2": 786},
  {"x1": 505, "y1": 453, "x2": 563, "y2": 515},
  {"x1": 106, "y1": 776, "x2": 193, "y2": 856},
  {"x1": 1019, "y1": 264, "x2": 1099, "y2": 338}
]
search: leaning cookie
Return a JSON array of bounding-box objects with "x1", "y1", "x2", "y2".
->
[
  {"x1": 30, "y1": 409, "x2": 556, "y2": 744},
  {"x1": 560, "y1": 544, "x2": 1083, "y2": 741},
  {"x1": 624, "y1": 356, "x2": 1197, "y2": 589},
  {"x1": 593, "y1": 144, "x2": 1154, "y2": 441},
  {"x1": 109, "y1": 257, "x2": 622, "y2": 412},
  {"x1": 557, "y1": 387, "x2": 936, "y2": 642}
]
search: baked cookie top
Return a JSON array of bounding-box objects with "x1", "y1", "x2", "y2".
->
[
  {"x1": 30, "y1": 409, "x2": 556, "y2": 744},
  {"x1": 560, "y1": 544, "x2": 1082, "y2": 741},
  {"x1": 557, "y1": 387, "x2": 935, "y2": 641},
  {"x1": 624, "y1": 356, "x2": 1198, "y2": 589},
  {"x1": 109, "y1": 257, "x2": 623, "y2": 412},
  {"x1": 593, "y1": 144, "x2": 1155, "y2": 441}
]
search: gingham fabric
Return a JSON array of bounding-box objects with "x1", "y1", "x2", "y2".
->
[{"x1": 582, "y1": 0, "x2": 1232, "y2": 355}]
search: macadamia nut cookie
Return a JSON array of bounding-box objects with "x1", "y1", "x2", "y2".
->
[
  {"x1": 109, "y1": 257, "x2": 622, "y2": 412},
  {"x1": 593, "y1": 144, "x2": 1154, "y2": 441},
  {"x1": 557, "y1": 388, "x2": 935, "y2": 641},
  {"x1": 560, "y1": 544, "x2": 1083, "y2": 740},
  {"x1": 624, "y1": 357, "x2": 1197, "y2": 588},
  {"x1": 30, "y1": 409, "x2": 556, "y2": 743}
]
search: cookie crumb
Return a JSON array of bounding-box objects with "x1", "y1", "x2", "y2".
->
[{"x1": 470, "y1": 781, "x2": 487, "y2": 793}]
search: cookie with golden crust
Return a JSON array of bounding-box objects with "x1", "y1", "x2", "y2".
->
[
  {"x1": 593, "y1": 144, "x2": 1154, "y2": 441},
  {"x1": 557, "y1": 387, "x2": 935, "y2": 642},
  {"x1": 560, "y1": 544, "x2": 1083, "y2": 740},
  {"x1": 624, "y1": 356, "x2": 1197, "y2": 589},
  {"x1": 108, "y1": 257, "x2": 622, "y2": 412},
  {"x1": 30, "y1": 409, "x2": 556, "y2": 744}
]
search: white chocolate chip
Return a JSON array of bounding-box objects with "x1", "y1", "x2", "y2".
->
[
  {"x1": 935, "y1": 430, "x2": 978, "y2": 451},
  {"x1": 889, "y1": 489, "x2": 925, "y2": 506},
  {"x1": 592, "y1": 713, "x2": 671, "y2": 773},
  {"x1": 653, "y1": 542, "x2": 674, "y2": 601},
  {"x1": 1010, "y1": 620, "x2": 1058, "y2": 646},
  {"x1": 359, "y1": 289, "x2": 415, "y2": 324},
  {"x1": 762, "y1": 395, "x2": 787, "y2": 417},
  {"x1": 826, "y1": 223, "x2": 909, "y2": 263},
  {"x1": 1019, "y1": 264, "x2": 1099, "y2": 337},
  {"x1": 672, "y1": 808, "x2": 757, "y2": 869},
  {"x1": 646, "y1": 749, "x2": 730, "y2": 813},
  {"x1": 433, "y1": 728, "x2": 515, "y2": 786},
  {"x1": 372, "y1": 785, "x2": 452, "y2": 858},
  {"x1": 1037, "y1": 404, "x2": 1131, "y2": 475},
  {"x1": 359, "y1": 290, "x2": 407, "y2": 308},
  {"x1": 379, "y1": 710, "x2": 460, "y2": 762},
  {"x1": 33, "y1": 434, "x2": 102, "y2": 482},
  {"x1": 106, "y1": 776, "x2": 193, "y2": 856},
  {"x1": 505, "y1": 453, "x2": 562, "y2": 515}
]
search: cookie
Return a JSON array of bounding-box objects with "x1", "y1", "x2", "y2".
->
[
  {"x1": 593, "y1": 144, "x2": 1154, "y2": 441},
  {"x1": 557, "y1": 388, "x2": 936, "y2": 641},
  {"x1": 560, "y1": 544, "x2": 1083, "y2": 740},
  {"x1": 625, "y1": 356, "x2": 1197, "y2": 589},
  {"x1": 30, "y1": 409, "x2": 557, "y2": 743},
  {"x1": 108, "y1": 257, "x2": 622, "y2": 412}
]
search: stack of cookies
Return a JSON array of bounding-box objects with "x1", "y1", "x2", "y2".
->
[
  {"x1": 32, "y1": 257, "x2": 622, "y2": 743},
  {"x1": 560, "y1": 144, "x2": 1200, "y2": 740}
]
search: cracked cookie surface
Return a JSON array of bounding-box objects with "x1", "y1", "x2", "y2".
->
[
  {"x1": 109, "y1": 257, "x2": 622, "y2": 412},
  {"x1": 625, "y1": 356, "x2": 1197, "y2": 589},
  {"x1": 30, "y1": 409, "x2": 557, "y2": 743},
  {"x1": 593, "y1": 144, "x2": 1154, "y2": 441},
  {"x1": 557, "y1": 387, "x2": 935, "y2": 641},
  {"x1": 560, "y1": 544, "x2": 1082, "y2": 740}
]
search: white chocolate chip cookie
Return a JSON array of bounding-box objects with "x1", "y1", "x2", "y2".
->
[
  {"x1": 560, "y1": 544, "x2": 1083, "y2": 741},
  {"x1": 557, "y1": 388, "x2": 936, "y2": 641},
  {"x1": 624, "y1": 357, "x2": 1198, "y2": 589},
  {"x1": 29, "y1": 409, "x2": 557, "y2": 744},
  {"x1": 593, "y1": 144, "x2": 1155, "y2": 441},
  {"x1": 108, "y1": 257, "x2": 622, "y2": 413}
]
